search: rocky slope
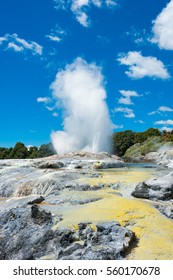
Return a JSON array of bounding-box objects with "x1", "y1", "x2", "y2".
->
[
  {"x1": 124, "y1": 136, "x2": 167, "y2": 162},
  {"x1": 124, "y1": 136, "x2": 173, "y2": 168}
]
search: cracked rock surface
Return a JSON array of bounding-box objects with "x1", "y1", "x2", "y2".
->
[{"x1": 0, "y1": 205, "x2": 134, "y2": 260}]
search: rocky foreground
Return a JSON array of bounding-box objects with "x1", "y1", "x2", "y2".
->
[
  {"x1": 0, "y1": 150, "x2": 173, "y2": 260},
  {"x1": 0, "y1": 152, "x2": 134, "y2": 260},
  {"x1": 0, "y1": 205, "x2": 134, "y2": 260}
]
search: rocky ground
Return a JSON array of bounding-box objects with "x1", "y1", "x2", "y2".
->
[
  {"x1": 1, "y1": 149, "x2": 173, "y2": 260},
  {"x1": 0, "y1": 204, "x2": 134, "y2": 260},
  {"x1": 0, "y1": 152, "x2": 134, "y2": 260}
]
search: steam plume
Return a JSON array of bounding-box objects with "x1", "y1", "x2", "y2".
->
[{"x1": 50, "y1": 58, "x2": 112, "y2": 155}]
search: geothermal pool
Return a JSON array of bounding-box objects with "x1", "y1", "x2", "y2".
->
[{"x1": 42, "y1": 164, "x2": 173, "y2": 260}]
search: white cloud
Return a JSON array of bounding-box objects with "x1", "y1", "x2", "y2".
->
[
  {"x1": 76, "y1": 12, "x2": 89, "y2": 27},
  {"x1": 46, "y1": 25, "x2": 66, "y2": 42},
  {"x1": 159, "y1": 106, "x2": 173, "y2": 112},
  {"x1": 0, "y1": 33, "x2": 43, "y2": 55},
  {"x1": 118, "y1": 90, "x2": 140, "y2": 105},
  {"x1": 113, "y1": 107, "x2": 135, "y2": 118},
  {"x1": 54, "y1": 0, "x2": 67, "y2": 10},
  {"x1": 106, "y1": 0, "x2": 117, "y2": 7},
  {"x1": 113, "y1": 124, "x2": 124, "y2": 130},
  {"x1": 54, "y1": 0, "x2": 117, "y2": 27},
  {"x1": 52, "y1": 112, "x2": 58, "y2": 117},
  {"x1": 148, "y1": 106, "x2": 173, "y2": 116},
  {"x1": 154, "y1": 120, "x2": 173, "y2": 126},
  {"x1": 125, "y1": 27, "x2": 147, "y2": 45},
  {"x1": 37, "y1": 97, "x2": 51, "y2": 104},
  {"x1": 134, "y1": 37, "x2": 144, "y2": 45},
  {"x1": 7, "y1": 42, "x2": 24, "y2": 52},
  {"x1": 118, "y1": 51, "x2": 170, "y2": 79},
  {"x1": 46, "y1": 35, "x2": 61, "y2": 42},
  {"x1": 45, "y1": 106, "x2": 54, "y2": 111},
  {"x1": 148, "y1": 111, "x2": 159, "y2": 116},
  {"x1": 0, "y1": 36, "x2": 7, "y2": 45},
  {"x1": 151, "y1": 0, "x2": 173, "y2": 50},
  {"x1": 71, "y1": 0, "x2": 95, "y2": 27},
  {"x1": 14, "y1": 35, "x2": 43, "y2": 55},
  {"x1": 135, "y1": 120, "x2": 145, "y2": 124}
]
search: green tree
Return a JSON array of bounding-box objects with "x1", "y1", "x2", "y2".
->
[
  {"x1": 28, "y1": 146, "x2": 40, "y2": 158},
  {"x1": 11, "y1": 142, "x2": 29, "y2": 159},
  {"x1": 134, "y1": 132, "x2": 147, "y2": 144},
  {"x1": 0, "y1": 148, "x2": 10, "y2": 159},
  {"x1": 38, "y1": 143, "x2": 55, "y2": 158},
  {"x1": 144, "y1": 128, "x2": 161, "y2": 138},
  {"x1": 112, "y1": 130, "x2": 135, "y2": 156}
]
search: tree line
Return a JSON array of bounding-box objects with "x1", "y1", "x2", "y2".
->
[
  {"x1": 0, "y1": 128, "x2": 173, "y2": 159},
  {"x1": 0, "y1": 142, "x2": 55, "y2": 159}
]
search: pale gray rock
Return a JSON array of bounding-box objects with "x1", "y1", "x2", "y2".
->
[
  {"x1": 155, "y1": 204, "x2": 173, "y2": 219},
  {"x1": 132, "y1": 171, "x2": 173, "y2": 201},
  {"x1": 144, "y1": 152, "x2": 158, "y2": 162},
  {"x1": 155, "y1": 149, "x2": 173, "y2": 168},
  {"x1": 93, "y1": 160, "x2": 124, "y2": 169},
  {"x1": 33, "y1": 161, "x2": 64, "y2": 169},
  {"x1": 0, "y1": 153, "x2": 124, "y2": 197}
]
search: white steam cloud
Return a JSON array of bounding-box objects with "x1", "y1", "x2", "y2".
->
[{"x1": 50, "y1": 58, "x2": 113, "y2": 155}]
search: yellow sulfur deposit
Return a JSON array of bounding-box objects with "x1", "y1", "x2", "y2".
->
[{"x1": 51, "y1": 167, "x2": 173, "y2": 260}]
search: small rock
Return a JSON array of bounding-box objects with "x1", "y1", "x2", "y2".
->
[
  {"x1": 31, "y1": 204, "x2": 52, "y2": 224},
  {"x1": 28, "y1": 196, "x2": 45, "y2": 205},
  {"x1": 31, "y1": 205, "x2": 39, "y2": 218}
]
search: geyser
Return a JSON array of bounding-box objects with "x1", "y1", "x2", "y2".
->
[{"x1": 50, "y1": 57, "x2": 113, "y2": 155}]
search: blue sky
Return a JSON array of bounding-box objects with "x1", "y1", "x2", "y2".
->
[{"x1": 0, "y1": 0, "x2": 173, "y2": 147}]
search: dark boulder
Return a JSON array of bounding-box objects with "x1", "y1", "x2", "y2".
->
[{"x1": 27, "y1": 196, "x2": 45, "y2": 205}]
